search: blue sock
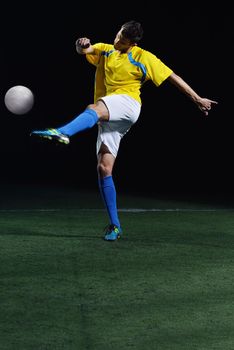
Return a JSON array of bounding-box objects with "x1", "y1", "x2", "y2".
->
[
  {"x1": 57, "y1": 109, "x2": 98, "y2": 136},
  {"x1": 98, "y1": 175, "x2": 121, "y2": 228}
]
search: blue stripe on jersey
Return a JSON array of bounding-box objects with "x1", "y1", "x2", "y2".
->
[
  {"x1": 101, "y1": 49, "x2": 146, "y2": 83},
  {"x1": 128, "y1": 52, "x2": 146, "y2": 83},
  {"x1": 101, "y1": 49, "x2": 115, "y2": 57}
]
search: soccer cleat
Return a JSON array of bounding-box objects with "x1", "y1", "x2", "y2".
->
[
  {"x1": 104, "y1": 224, "x2": 122, "y2": 241},
  {"x1": 30, "y1": 128, "x2": 70, "y2": 145}
]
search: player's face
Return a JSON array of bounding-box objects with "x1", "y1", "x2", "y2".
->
[{"x1": 114, "y1": 29, "x2": 133, "y2": 52}]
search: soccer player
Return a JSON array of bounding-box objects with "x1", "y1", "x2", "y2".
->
[{"x1": 30, "y1": 20, "x2": 218, "y2": 241}]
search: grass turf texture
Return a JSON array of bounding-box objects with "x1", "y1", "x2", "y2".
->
[{"x1": 1, "y1": 185, "x2": 234, "y2": 349}]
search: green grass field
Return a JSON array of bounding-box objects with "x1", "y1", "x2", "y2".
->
[{"x1": 1, "y1": 184, "x2": 234, "y2": 349}]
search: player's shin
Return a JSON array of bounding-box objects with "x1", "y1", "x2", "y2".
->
[
  {"x1": 98, "y1": 175, "x2": 121, "y2": 228},
  {"x1": 58, "y1": 109, "x2": 98, "y2": 136}
]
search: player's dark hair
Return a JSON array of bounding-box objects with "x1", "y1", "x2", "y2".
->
[{"x1": 121, "y1": 20, "x2": 143, "y2": 43}]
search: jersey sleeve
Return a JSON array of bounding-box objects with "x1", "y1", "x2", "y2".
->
[
  {"x1": 143, "y1": 50, "x2": 173, "y2": 86},
  {"x1": 85, "y1": 43, "x2": 110, "y2": 102},
  {"x1": 85, "y1": 43, "x2": 113, "y2": 66}
]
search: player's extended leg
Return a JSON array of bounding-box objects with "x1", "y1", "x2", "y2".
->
[
  {"x1": 97, "y1": 143, "x2": 122, "y2": 241},
  {"x1": 30, "y1": 101, "x2": 109, "y2": 144},
  {"x1": 30, "y1": 108, "x2": 98, "y2": 144}
]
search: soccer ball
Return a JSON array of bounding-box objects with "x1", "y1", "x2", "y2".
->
[{"x1": 4, "y1": 85, "x2": 34, "y2": 115}]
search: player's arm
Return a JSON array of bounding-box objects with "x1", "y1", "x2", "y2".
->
[
  {"x1": 75, "y1": 37, "x2": 95, "y2": 55},
  {"x1": 167, "y1": 72, "x2": 218, "y2": 116}
]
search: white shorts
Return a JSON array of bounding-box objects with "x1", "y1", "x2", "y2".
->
[{"x1": 96, "y1": 94, "x2": 141, "y2": 157}]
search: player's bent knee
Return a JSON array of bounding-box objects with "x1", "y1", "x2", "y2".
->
[
  {"x1": 87, "y1": 103, "x2": 96, "y2": 110},
  {"x1": 87, "y1": 104, "x2": 102, "y2": 119},
  {"x1": 87, "y1": 102, "x2": 109, "y2": 120}
]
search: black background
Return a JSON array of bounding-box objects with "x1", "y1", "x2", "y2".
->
[{"x1": 1, "y1": 2, "x2": 232, "y2": 198}]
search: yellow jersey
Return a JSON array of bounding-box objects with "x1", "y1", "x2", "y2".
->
[{"x1": 86, "y1": 43, "x2": 173, "y2": 104}]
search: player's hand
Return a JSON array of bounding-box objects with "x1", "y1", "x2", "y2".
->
[
  {"x1": 76, "y1": 37, "x2": 91, "y2": 49},
  {"x1": 197, "y1": 98, "x2": 218, "y2": 116}
]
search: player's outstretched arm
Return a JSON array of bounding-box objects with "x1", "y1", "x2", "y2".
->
[
  {"x1": 168, "y1": 72, "x2": 218, "y2": 116},
  {"x1": 75, "y1": 37, "x2": 95, "y2": 55}
]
